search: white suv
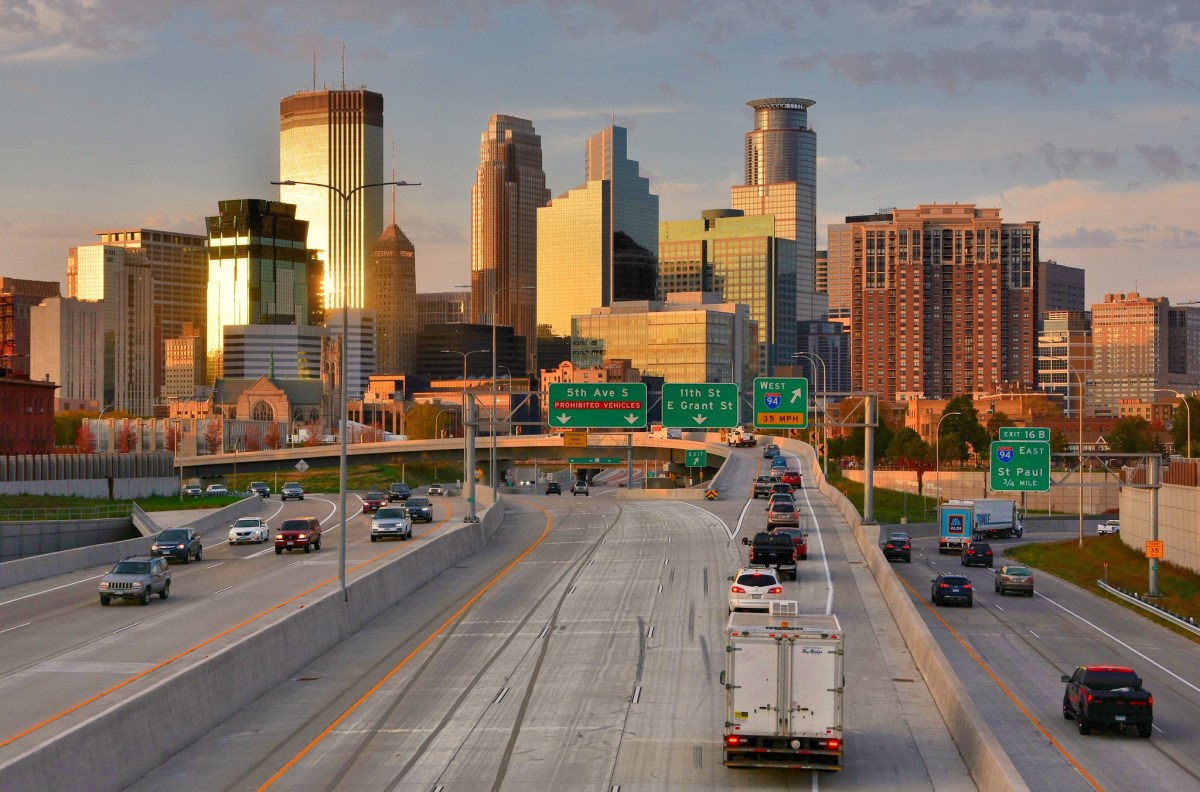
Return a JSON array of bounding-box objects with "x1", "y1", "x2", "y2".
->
[
  {"x1": 571, "y1": 481, "x2": 589, "y2": 496},
  {"x1": 727, "y1": 565, "x2": 784, "y2": 613}
]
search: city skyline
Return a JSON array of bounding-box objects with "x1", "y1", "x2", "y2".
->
[{"x1": 1, "y1": 3, "x2": 1198, "y2": 307}]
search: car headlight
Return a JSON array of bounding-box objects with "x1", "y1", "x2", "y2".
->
[
  {"x1": 99, "y1": 581, "x2": 109, "y2": 589},
  {"x1": 131, "y1": 582, "x2": 143, "y2": 588},
  {"x1": 297, "y1": 533, "x2": 307, "y2": 540},
  {"x1": 176, "y1": 544, "x2": 185, "y2": 549},
  {"x1": 151, "y1": 544, "x2": 159, "y2": 552}
]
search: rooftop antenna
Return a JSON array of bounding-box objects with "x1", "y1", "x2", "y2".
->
[
  {"x1": 391, "y1": 141, "x2": 396, "y2": 226},
  {"x1": 341, "y1": 44, "x2": 345, "y2": 90},
  {"x1": 312, "y1": 50, "x2": 316, "y2": 91}
]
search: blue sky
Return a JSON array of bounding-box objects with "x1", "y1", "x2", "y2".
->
[{"x1": 1, "y1": 1, "x2": 1198, "y2": 305}]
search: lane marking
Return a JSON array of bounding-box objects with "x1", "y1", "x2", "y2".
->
[
  {"x1": 0, "y1": 622, "x2": 32, "y2": 634},
  {"x1": 894, "y1": 574, "x2": 1104, "y2": 792},
  {"x1": 632, "y1": 685, "x2": 641, "y2": 704},
  {"x1": 1029, "y1": 630, "x2": 1040, "y2": 639},
  {"x1": 492, "y1": 687, "x2": 509, "y2": 705},
  {"x1": 256, "y1": 503, "x2": 554, "y2": 790},
  {"x1": 798, "y1": 481, "x2": 834, "y2": 616},
  {"x1": 0, "y1": 575, "x2": 105, "y2": 608}
]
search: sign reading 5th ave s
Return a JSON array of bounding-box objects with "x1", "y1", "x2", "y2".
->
[
  {"x1": 989, "y1": 440, "x2": 1050, "y2": 492},
  {"x1": 549, "y1": 383, "x2": 647, "y2": 429},
  {"x1": 753, "y1": 377, "x2": 808, "y2": 429}
]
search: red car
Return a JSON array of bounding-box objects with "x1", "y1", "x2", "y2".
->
[
  {"x1": 774, "y1": 527, "x2": 808, "y2": 561},
  {"x1": 781, "y1": 470, "x2": 802, "y2": 488},
  {"x1": 361, "y1": 491, "x2": 388, "y2": 513}
]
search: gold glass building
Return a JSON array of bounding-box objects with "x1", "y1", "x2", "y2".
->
[{"x1": 279, "y1": 88, "x2": 384, "y2": 312}]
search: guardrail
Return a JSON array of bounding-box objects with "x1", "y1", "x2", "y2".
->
[
  {"x1": 1097, "y1": 580, "x2": 1200, "y2": 637},
  {"x1": 0, "y1": 504, "x2": 132, "y2": 522}
]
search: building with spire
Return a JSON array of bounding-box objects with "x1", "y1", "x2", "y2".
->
[
  {"x1": 731, "y1": 98, "x2": 824, "y2": 323},
  {"x1": 537, "y1": 124, "x2": 658, "y2": 336},
  {"x1": 471, "y1": 115, "x2": 549, "y2": 375},
  {"x1": 369, "y1": 175, "x2": 418, "y2": 375},
  {"x1": 279, "y1": 86, "x2": 384, "y2": 312}
]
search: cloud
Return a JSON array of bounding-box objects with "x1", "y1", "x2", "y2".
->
[
  {"x1": 1135, "y1": 144, "x2": 1198, "y2": 177},
  {"x1": 1038, "y1": 143, "x2": 1120, "y2": 179},
  {"x1": 1046, "y1": 227, "x2": 1117, "y2": 248},
  {"x1": 818, "y1": 155, "x2": 864, "y2": 176},
  {"x1": 399, "y1": 214, "x2": 465, "y2": 245}
]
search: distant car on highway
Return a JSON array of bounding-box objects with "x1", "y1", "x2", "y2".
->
[
  {"x1": 370, "y1": 506, "x2": 412, "y2": 542},
  {"x1": 280, "y1": 482, "x2": 305, "y2": 501},
  {"x1": 406, "y1": 497, "x2": 433, "y2": 523},
  {"x1": 762, "y1": 443, "x2": 780, "y2": 459},
  {"x1": 781, "y1": 470, "x2": 802, "y2": 488},
  {"x1": 361, "y1": 491, "x2": 388, "y2": 513},
  {"x1": 151, "y1": 527, "x2": 202, "y2": 564},
  {"x1": 1097, "y1": 519, "x2": 1121, "y2": 535},
  {"x1": 773, "y1": 527, "x2": 808, "y2": 561},
  {"x1": 881, "y1": 531, "x2": 912, "y2": 563},
  {"x1": 767, "y1": 500, "x2": 800, "y2": 529},
  {"x1": 275, "y1": 517, "x2": 320, "y2": 554},
  {"x1": 545, "y1": 481, "x2": 562, "y2": 495},
  {"x1": 427, "y1": 483, "x2": 447, "y2": 496},
  {"x1": 571, "y1": 480, "x2": 589, "y2": 496},
  {"x1": 930, "y1": 573, "x2": 973, "y2": 607},
  {"x1": 98, "y1": 556, "x2": 170, "y2": 606},
  {"x1": 727, "y1": 565, "x2": 784, "y2": 613},
  {"x1": 752, "y1": 475, "x2": 779, "y2": 498},
  {"x1": 961, "y1": 541, "x2": 994, "y2": 568},
  {"x1": 228, "y1": 517, "x2": 270, "y2": 544},
  {"x1": 205, "y1": 483, "x2": 228, "y2": 496},
  {"x1": 249, "y1": 481, "x2": 270, "y2": 498},
  {"x1": 388, "y1": 482, "x2": 412, "y2": 501},
  {"x1": 182, "y1": 484, "x2": 202, "y2": 498},
  {"x1": 995, "y1": 564, "x2": 1035, "y2": 596}
]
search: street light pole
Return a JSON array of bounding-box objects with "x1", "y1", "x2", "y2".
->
[
  {"x1": 936, "y1": 411, "x2": 962, "y2": 509},
  {"x1": 1061, "y1": 361, "x2": 1085, "y2": 548},
  {"x1": 489, "y1": 284, "x2": 533, "y2": 503},
  {"x1": 794, "y1": 352, "x2": 828, "y2": 479},
  {"x1": 273, "y1": 178, "x2": 419, "y2": 601},
  {"x1": 442, "y1": 348, "x2": 488, "y2": 485},
  {"x1": 1155, "y1": 388, "x2": 1192, "y2": 460}
]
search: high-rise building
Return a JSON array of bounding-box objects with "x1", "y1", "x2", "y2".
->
[
  {"x1": 471, "y1": 115, "x2": 549, "y2": 376},
  {"x1": 572, "y1": 293, "x2": 757, "y2": 396},
  {"x1": 323, "y1": 309, "x2": 377, "y2": 399},
  {"x1": 369, "y1": 213, "x2": 417, "y2": 376},
  {"x1": 0, "y1": 278, "x2": 60, "y2": 377},
  {"x1": 221, "y1": 325, "x2": 326, "y2": 381},
  {"x1": 847, "y1": 204, "x2": 1039, "y2": 400},
  {"x1": 279, "y1": 88, "x2": 384, "y2": 312},
  {"x1": 163, "y1": 322, "x2": 205, "y2": 402},
  {"x1": 1038, "y1": 260, "x2": 1086, "y2": 318},
  {"x1": 731, "y1": 98, "x2": 824, "y2": 322},
  {"x1": 796, "y1": 320, "x2": 851, "y2": 395},
  {"x1": 1090, "y1": 292, "x2": 1169, "y2": 416},
  {"x1": 66, "y1": 245, "x2": 155, "y2": 414},
  {"x1": 417, "y1": 291, "x2": 470, "y2": 326},
  {"x1": 29, "y1": 296, "x2": 104, "y2": 412},
  {"x1": 658, "y1": 209, "x2": 796, "y2": 374},
  {"x1": 1036, "y1": 310, "x2": 1093, "y2": 417},
  {"x1": 205, "y1": 199, "x2": 321, "y2": 382},
  {"x1": 1167, "y1": 305, "x2": 1200, "y2": 393}
]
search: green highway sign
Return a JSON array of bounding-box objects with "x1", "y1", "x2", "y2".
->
[
  {"x1": 548, "y1": 383, "x2": 647, "y2": 429},
  {"x1": 989, "y1": 440, "x2": 1050, "y2": 492},
  {"x1": 568, "y1": 457, "x2": 622, "y2": 465},
  {"x1": 662, "y1": 383, "x2": 739, "y2": 428},
  {"x1": 684, "y1": 449, "x2": 708, "y2": 467},
  {"x1": 752, "y1": 377, "x2": 808, "y2": 429},
  {"x1": 999, "y1": 427, "x2": 1050, "y2": 441}
]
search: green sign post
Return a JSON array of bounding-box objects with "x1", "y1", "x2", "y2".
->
[
  {"x1": 548, "y1": 383, "x2": 647, "y2": 429},
  {"x1": 989, "y1": 440, "x2": 1051, "y2": 492},
  {"x1": 752, "y1": 377, "x2": 808, "y2": 429},
  {"x1": 662, "y1": 383, "x2": 739, "y2": 429},
  {"x1": 999, "y1": 427, "x2": 1050, "y2": 442},
  {"x1": 684, "y1": 449, "x2": 708, "y2": 467}
]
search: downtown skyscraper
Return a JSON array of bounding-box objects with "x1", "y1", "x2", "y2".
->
[
  {"x1": 470, "y1": 115, "x2": 549, "y2": 375},
  {"x1": 731, "y1": 98, "x2": 825, "y2": 323},
  {"x1": 537, "y1": 124, "x2": 658, "y2": 337},
  {"x1": 279, "y1": 87, "x2": 384, "y2": 313}
]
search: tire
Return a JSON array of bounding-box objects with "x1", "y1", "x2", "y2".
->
[
  {"x1": 182, "y1": 550, "x2": 190, "y2": 564},
  {"x1": 314, "y1": 538, "x2": 321, "y2": 550},
  {"x1": 140, "y1": 588, "x2": 151, "y2": 606},
  {"x1": 802, "y1": 554, "x2": 808, "y2": 561},
  {"x1": 1138, "y1": 724, "x2": 1152, "y2": 738},
  {"x1": 303, "y1": 543, "x2": 311, "y2": 553},
  {"x1": 370, "y1": 535, "x2": 378, "y2": 542},
  {"x1": 196, "y1": 546, "x2": 202, "y2": 562},
  {"x1": 100, "y1": 595, "x2": 110, "y2": 606},
  {"x1": 275, "y1": 547, "x2": 282, "y2": 554},
  {"x1": 1077, "y1": 717, "x2": 1091, "y2": 735},
  {"x1": 299, "y1": 495, "x2": 304, "y2": 500},
  {"x1": 1063, "y1": 697, "x2": 1074, "y2": 720},
  {"x1": 159, "y1": 582, "x2": 170, "y2": 600}
]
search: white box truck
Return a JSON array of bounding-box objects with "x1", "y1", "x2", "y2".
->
[
  {"x1": 721, "y1": 609, "x2": 844, "y2": 771},
  {"x1": 948, "y1": 498, "x2": 1023, "y2": 540}
]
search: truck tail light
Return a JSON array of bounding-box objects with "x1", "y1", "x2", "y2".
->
[
  {"x1": 985, "y1": 550, "x2": 993, "y2": 555},
  {"x1": 821, "y1": 739, "x2": 841, "y2": 750},
  {"x1": 725, "y1": 735, "x2": 743, "y2": 747},
  {"x1": 1086, "y1": 693, "x2": 1093, "y2": 703}
]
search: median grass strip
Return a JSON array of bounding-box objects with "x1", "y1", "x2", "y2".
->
[{"x1": 1007, "y1": 537, "x2": 1200, "y2": 644}]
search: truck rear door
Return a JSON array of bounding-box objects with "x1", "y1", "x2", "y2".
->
[
  {"x1": 786, "y1": 636, "x2": 842, "y2": 737},
  {"x1": 729, "y1": 634, "x2": 785, "y2": 736}
]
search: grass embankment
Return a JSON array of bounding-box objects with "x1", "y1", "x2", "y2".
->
[
  {"x1": 828, "y1": 474, "x2": 930, "y2": 525},
  {"x1": 1007, "y1": 538, "x2": 1200, "y2": 644}
]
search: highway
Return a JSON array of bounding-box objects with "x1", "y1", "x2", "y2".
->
[
  {"x1": 119, "y1": 447, "x2": 973, "y2": 791},
  {"x1": 886, "y1": 519, "x2": 1200, "y2": 791},
  {"x1": 0, "y1": 489, "x2": 462, "y2": 763}
]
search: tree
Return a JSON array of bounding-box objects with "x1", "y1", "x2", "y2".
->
[
  {"x1": 116, "y1": 420, "x2": 137, "y2": 453},
  {"x1": 404, "y1": 403, "x2": 444, "y2": 440},
  {"x1": 243, "y1": 425, "x2": 262, "y2": 452},
  {"x1": 1170, "y1": 397, "x2": 1199, "y2": 457},
  {"x1": 75, "y1": 422, "x2": 95, "y2": 454},
  {"x1": 1107, "y1": 416, "x2": 1158, "y2": 454},
  {"x1": 55, "y1": 410, "x2": 91, "y2": 448},
  {"x1": 202, "y1": 419, "x2": 224, "y2": 455},
  {"x1": 986, "y1": 411, "x2": 1015, "y2": 440},
  {"x1": 886, "y1": 427, "x2": 932, "y2": 466},
  {"x1": 942, "y1": 396, "x2": 989, "y2": 461},
  {"x1": 1050, "y1": 427, "x2": 1068, "y2": 455},
  {"x1": 264, "y1": 422, "x2": 281, "y2": 450},
  {"x1": 1026, "y1": 396, "x2": 1062, "y2": 420},
  {"x1": 164, "y1": 423, "x2": 180, "y2": 453}
]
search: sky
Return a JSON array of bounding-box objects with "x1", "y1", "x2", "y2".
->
[{"x1": 1, "y1": 1, "x2": 1198, "y2": 307}]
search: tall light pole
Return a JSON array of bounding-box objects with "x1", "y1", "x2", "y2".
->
[
  {"x1": 935, "y1": 411, "x2": 962, "y2": 508},
  {"x1": 489, "y1": 284, "x2": 534, "y2": 502},
  {"x1": 1061, "y1": 361, "x2": 1086, "y2": 548},
  {"x1": 793, "y1": 352, "x2": 828, "y2": 478},
  {"x1": 442, "y1": 348, "x2": 488, "y2": 483},
  {"x1": 1155, "y1": 388, "x2": 1192, "y2": 460},
  {"x1": 273, "y1": 177, "x2": 419, "y2": 601}
]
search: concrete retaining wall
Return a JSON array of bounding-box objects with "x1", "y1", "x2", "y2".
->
[
  {"x1": 1120, "y1": 480, "x2": 1200, "y2": 575},
  {"x1": 791, "y1": 440, "x2": 1027, "y2": 792},
  {"x1": 0, "y1": 518, "x2": 134, "y2": 563},
  {"x1": 0, "y1": 497, "x2": 264, "y2": 589},
  {"x1": 0, "y1": 501, "x2": 504, "y2": 792}
]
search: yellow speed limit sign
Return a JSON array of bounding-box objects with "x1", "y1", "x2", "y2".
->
[{"x1": 1145, "y1": 540, "x2": 1164, "y2": 559}]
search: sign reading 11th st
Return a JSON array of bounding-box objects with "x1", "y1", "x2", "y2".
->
[
  {"x1": 662, "y1": 383, "x2": 738, "y2": 428},
  {"x1": 548, "y1": 383, "x2": 647, "y2": 429}
]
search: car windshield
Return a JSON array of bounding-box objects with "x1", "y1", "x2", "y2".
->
[
  {"x1": 251, "y1": 482, "x2": 266, "y2": 488},
  {"x1": 736, "y1": 573, "x2": 777, "y2": 587},
  {"x1": 233, "y1": 519, "x2": 260, "y2": 528},
  {"x1": 408, "y1": 498, "x2": 430, "y2": 507},
  {"x1": 770, "y1": 503, "x2": 795, "y2": 514},
  {"x1": 376, "y1": 508, "x2": 407, "y2": 519},
  {"x1": 940, "y1": 576, "x2": 969, "y2": 585},
  {"x1": 391, "y1": 483, "x2": 408, "y2": 490},
  {"x1": 284, "y1": 482, "x2": 301, "y2": 488},
  {"x1": 1004, "y1": 566, "x2": 1031, "y2": 576},
  {"x1": 365, "y1": 492, "x2": 386, "y2": 499},
  {"x1": 159, "y1": 530, "x2": 188, "y2": 542},
  {"x1": 112, "y1": 562, "x2": 149, "y2": 574},
  {"x1": 889, "y1": 533, "x2": 909, "y2": 541}
]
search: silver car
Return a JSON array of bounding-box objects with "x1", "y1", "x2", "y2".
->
[
  {"x1": 280, "y1": 482, "x2": 305, "y2": 501},
  {"x1": 228, "y1": 517, "x2": 270, "y2": 544},
  {"x1": 370, "y1": 506, "x2": 413, "y2": 542}
]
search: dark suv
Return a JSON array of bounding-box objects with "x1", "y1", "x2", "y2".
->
[
  {"x1": 545, "y1": 481, "x2": 562, "y2": 495},
  {"x1": 882, "y1": 531, "x2": 912, "y2": 563},
  {"x1": 249, "y1": 481, "x2": 270, "y2": 498},
  {"x1": 961, "y1": 541, "x2": 994, "y2": 568},
  {"x1": 151, "y1": 527, "x2": 202, "y2": 563},
  {"x1": 388, "y1": 482, "x2": 412, "y2": 501},
  {"x1": 406, "y1": 497, "x2": 434, "y2": 523},
  {"x1": 931, "y1": 573, "x2": 973, "y2": 607},
  {"x1": 99, "y1": 556, "x2": 170, "y2": 605}
]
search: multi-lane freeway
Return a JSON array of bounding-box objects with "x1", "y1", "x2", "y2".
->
[{"x1": 3, "y1": 443, "x2": 1196, "y2": 791}]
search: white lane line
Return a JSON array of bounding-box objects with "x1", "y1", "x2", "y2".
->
[
  {"x1": 493, "y1": 687, "x2": 509, "y2": 705},
  {"x1": 1038, "y1": 591, "x2": 1200, "y2": 694},
  {"x1": 113, "y1": 622, "x2": 140, "y2": 634},
  {"x1": 799, "y1": 484, "x2": 835, "y2": 616},
  {"x1": 0, "y1": 574, "x2": 105, "y2": 607},
  {"x1": 994, "y1": 604, "x2": 1005, "y2": 612},
  {"x1": 1153, "y1": 724, "x2": 1164, "y2": 733},
  {"x1": 0, "y1": 622, "x2": 32, "y2": 634},
  {"x1": 1029, "y1": 629, "x2": 1040, "y2": 639},
  {"x1": 646, "y1": 625, "x2": 655, "y2": 638},
  {"x1": 205, "y1": 562, "x2": 224, "y2": 570},
  {"x1": 632, "y1": 685, "x2": 641, "y2": 704},
  {"x1": 676, "y1": 500, "x2": 736, "y2": 542}
]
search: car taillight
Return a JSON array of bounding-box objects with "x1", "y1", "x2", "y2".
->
[
  {"x1": 1148, "y1": 695, "x2": 1153, "y2": 705},
  {"x1": 730, "y1": 585, "x2": 746, "y2": 593},
  {"x1": 985, "y1": 550, "x2": 992, "y2": 555},
  {"x1": 769, "y1": 586, "x2": 783, "y2": 594},
  {"x1": 963, "y1": 582, "x2": 972, "y2": 589},
  {"x1": 885, "y1": 543, "x2": 894, "y2": 549},
  {"x1": 902, "y1": 543, "x2": 910, "y2": 549},
  {"x1": 939, "y1": 583, "x2": 950, "y2": 588},
  {"x1": 1086, "y1": 692, "x2": 1093, "y2": 703}
]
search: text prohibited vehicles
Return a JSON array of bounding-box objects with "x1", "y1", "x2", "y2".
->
[{"x1": 548, "y1": 383, "x2": 647, "y2": 429}]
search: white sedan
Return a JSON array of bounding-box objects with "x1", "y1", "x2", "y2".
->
[
  {"x1": 229, "y1": 517, "x2": 270, "y2": 544},
  {"x1": 1097, "y1": 519, "x2": 1121, "y2": 535}
]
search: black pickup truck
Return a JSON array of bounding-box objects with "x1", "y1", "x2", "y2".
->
[
  {"x1": 741, "y1": 532, "x2": 797, "y2": 581},
  {"x1": 1061, "y1": 665, "x2": 1153, "y2": 737}
]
